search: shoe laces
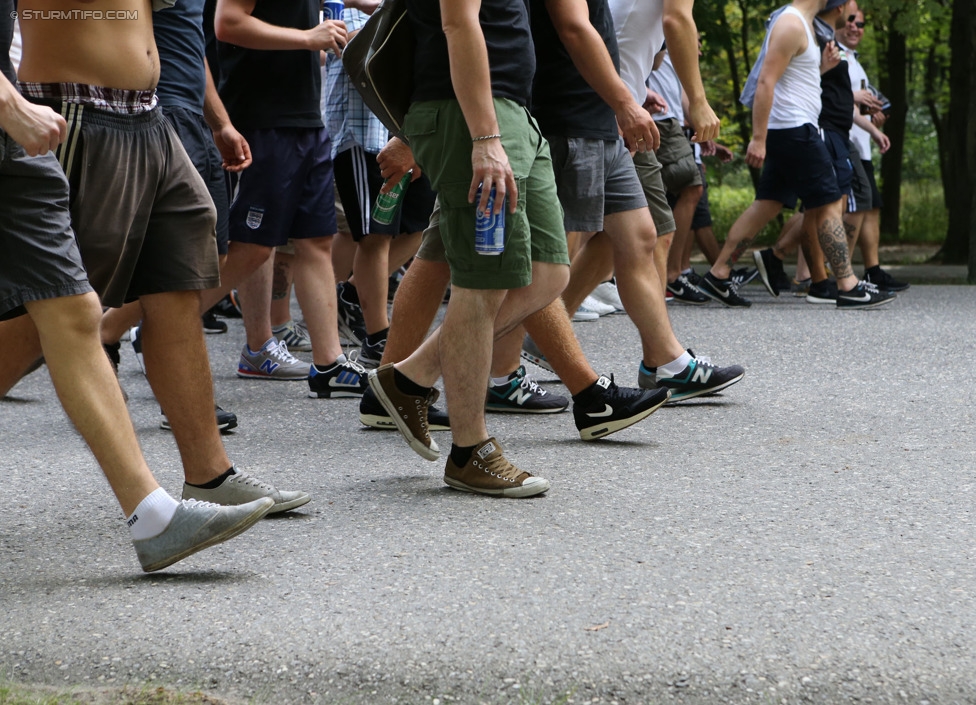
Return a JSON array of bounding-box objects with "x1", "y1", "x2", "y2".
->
[
  {"x1": 181, "y1": 498, "x2": 222, "y2": 510},
  {"x1": 270, "y1": 340, "x2": 301, "y2": 365},
  {"x1": 860, "y1": 280, "x2": 880, "y2": 294},
  {"x1": 518, "y1": 372, "x2": 547, "y2": 397},
  {"x1": 228, "y1": 471, "x2": 274, "y2": 492},
  {"x1": 476, "y1": 452, "x2": 523, "y2": 482},
  {"x1": 341, "y1": 350, "x2": 368, "y2": 375}
]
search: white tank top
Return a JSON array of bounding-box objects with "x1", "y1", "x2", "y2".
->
[{"x1": 767, "y1": 6, "x2": 822, "y2": 129}]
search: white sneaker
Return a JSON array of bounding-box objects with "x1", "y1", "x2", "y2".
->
[
  {"x1": 582, "y1": 294, "x2": 615, "y2": 316},
  {"x1": 572, "y1": 305, "x2": 600, "y2": 322},
  {"x1": 589, "y1": 280, "x2": 625, "y2": 313}
]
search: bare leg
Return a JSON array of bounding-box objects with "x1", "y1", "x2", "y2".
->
[
  {"x1": 666, "y1": 184, "x2": 703, "y2": 283},
  {"x1": 270, "y1": 250, "x2": 295, "y2": 329},
  {"x1": 198, "y1": 240, "x2": 272, "y2": 316},
  {"x1": 0, "y1": 315, "x2": 43, "y2": 397},
  {"x1": 238, "y1": 254, "x2": 275, "y2": 352},
  {"x1": 101, "y1": 301, "x2": 144, "y2": 346},
  {"x1": 857, "y1": 209, "x2": 881, "y2": 269},
  {"x1": 652, "y1": 231, "x2": 674, "y2": 294},
  {"x1": 292, "y1": 236, "x2": 343, "y2": 366},
  {"x1": 772, "y1": 212, "x2": 803, "y2": 261},
  {"x1": 710, "y1": 199, "x2": 783, "y2": 279},
  {"x1": 522, "y1": 299, "x2": 598, "y2": 395},
  {"x1": 382, "y1": 257, "x2": 451, "y2": 365},
  {"x1": 331, "y1": 230, "x2": 356, "y2": 284},
  {"x1": 563, "y1": 231, "x2": 613, "y2": 314},
  {"x1": 800, "y1": 217, "x2": 828, "y2": 283},
  {"x1": 806, "y1": 200, "x2": 858, "y2": 291},
  {"x1": 139, "y1": 290, "x2": 231, "y2": 485},
  {"x1": 26, "y1": 294, "x2": 158, "y2": 515},
  {"x1": 388, "y1": 231, "x2": 422, "y2": 273},
  {"x1": 354, "y1": 234, "x2": 393, "y2": 335}
]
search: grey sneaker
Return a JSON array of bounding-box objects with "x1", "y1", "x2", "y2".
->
[
  {"x1": 272, "y1": 319, "x2": 312, "y2": 352},
  {"x1": 520, "y1": 335, "x2": 557, "y2": 376},
  {"x1": 237, "y1": 338, "x2": 309, "y2": 380},
  {"x1": 182, "y1": 469, "x2": 311, "y2": 514},
  {"x1": 133, "y1": 497, "x2": 273, "y2": 573}
]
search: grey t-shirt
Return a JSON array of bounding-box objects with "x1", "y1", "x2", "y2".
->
[{"x1": 0, "y1": 0, "x2": 15, "y2": 84}]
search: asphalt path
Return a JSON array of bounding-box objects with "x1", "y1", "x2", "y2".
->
[{"x1": 2, "y1": 281, "x2": 975, "y2": 704}]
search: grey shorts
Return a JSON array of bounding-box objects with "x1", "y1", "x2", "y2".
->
[
  {"x1": 655, "y1": 118, "x2": 702, "y2": 194},
  {"x1": 847, "y1": 146, "x2": 879, "y2": 214},
  {"x1": 631, "y1": 149, "x2": 676, "y2": 235},
  {"x1": 35, "y1": 98, "x2": 220, "y2": 308},
  {"x1": 0, "y1": 131, "x2": 92, "y2": 321},
  {"x1": 545, "y1": 135, "x2": 648, "y2": 232}
]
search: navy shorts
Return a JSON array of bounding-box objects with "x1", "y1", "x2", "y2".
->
[
  {"x1": 821, "y1": 128, "x2": 854, "y2": 202},
  {"x1": 229, "y1": 127, "x2": 337, "y2": 247},
  {"x1": 756, "y1": 124, "x2": 842, "y2": 210},
  {"x1": 333, "y1": 144, "x2": 436, "y2": 240},
  {"x1": 162, "y1": 105, "x2": 230, "y2": 255}
]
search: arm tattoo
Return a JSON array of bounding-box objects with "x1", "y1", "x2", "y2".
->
[{"x1": 818, "y1": 217, "x2": 854, "y2": 280}]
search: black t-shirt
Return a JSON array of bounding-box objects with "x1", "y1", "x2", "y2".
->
[
  {"x1": 217, "y1": 0, "x2": 322, "y2": 130},
  {"x1": 154, "y1": 0, "x2": 207, "y2": 114},
  {"x1": 529, "y1": 0, "x2": 619, "y2": 140},
  {"x1": 407, "y1": 0, "x2": 535, "y2": 106},
  {"x1": 814, "y1": 16, "x2": 854, "y2": 134},
  {"x1": 0, "y1": 0, "x2": 15, "y2": 84}
]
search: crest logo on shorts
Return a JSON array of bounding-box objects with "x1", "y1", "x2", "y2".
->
[{"x1": 245, "y1": 207, "x2": 265, "y2": 230}]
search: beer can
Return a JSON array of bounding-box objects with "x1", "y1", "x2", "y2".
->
[
  {"x1": 372, "y1": 171, "x2": 412, "y2": 226},
  {"x1": 322, "y1": 0, "x2": 343, "y2": 21},
  {"x1": 475, "y1": 185, "x2": 505, "y2": 256}
]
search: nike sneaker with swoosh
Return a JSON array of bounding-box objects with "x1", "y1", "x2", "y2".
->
[
  {"x1": 666, "y1": 274, "x2": 710, "y2": 304},
  {"x1": 836, "y1": 280, "x2": 895, "y2": 309},
  {"x1": 572, "y1": 374, "x2": 670, "y2": 441},
  {"x1": 699, "y1": 271, "x2": 752, "y2": 308}
]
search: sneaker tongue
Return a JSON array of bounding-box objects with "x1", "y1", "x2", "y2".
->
[
  {"x1": 477, "y1": 438, "x2": 501, "y2": 461},
  {"x1": 596, "y1": 375, "x2": 611, "y2": 390},
  {"x1": 261, "y1": 337, "x2": 278, "y2": 353}
]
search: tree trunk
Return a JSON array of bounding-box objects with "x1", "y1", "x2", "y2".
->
[
  {"x1": 717, "y1": 7, "x2": 755, "y2": 185},
  {"x1": 940, "y1": 0, "x2": 976, "y2": 271},
  {"x1": 879, "y1": 24, "x2": 907, "y2": 239}
]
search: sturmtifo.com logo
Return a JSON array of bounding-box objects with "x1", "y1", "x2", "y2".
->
[{"x1": 11, "y1": 9, "x2": 140, "y2": 20}]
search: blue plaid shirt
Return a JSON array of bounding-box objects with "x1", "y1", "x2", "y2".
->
[{"x1": 323, "y1": 9, "x2": 389, "y2": 157}]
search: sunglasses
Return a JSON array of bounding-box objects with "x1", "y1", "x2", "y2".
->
[{"x1": 847, "y1": 15, "x2": 866, "y2": 27}]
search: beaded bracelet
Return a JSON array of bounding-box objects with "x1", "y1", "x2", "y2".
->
[{"x1": 472, "y1": 134, "x2": 502, "y2": 142}]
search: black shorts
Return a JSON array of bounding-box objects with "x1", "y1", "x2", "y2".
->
[
  {"x1": 162, "y1": 105, "x2": 230, "y2": 255},
  {"x1": 756, "y1": 124, "x2": 843, "y2": 210},
  {"x1": 821, "y1": 128, "x2": 854, "y2": 202},
  {"x1": 333, "y1": 144, "x2": 436, "y2": 241}
]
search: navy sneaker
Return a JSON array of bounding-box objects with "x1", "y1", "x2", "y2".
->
[
  {"x1": 486, "y1": 365, "x2": 569, "y2": 414},
  {"x1": 698, "y1": 272, "x2": 752, "y2": 308},
  {"x1": 638, "y1": 351, "x2": 745, "y2": 402},
  {"x1": 836, "y1": 280, "x2": 896, "y2": 309},
  {"x1": 573, "y1": 374, "x2": 670, "y2": 441},
  {"x1": 666, "y1": 274, "x2": 710, "y2": 305}
]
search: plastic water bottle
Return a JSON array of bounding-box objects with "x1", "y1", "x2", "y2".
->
[
  {"x1": 372, "y1": 171, "x2": 412, "y2": 226},
  {"x1": 475, "y1": 185, "x2": 505, "y2": 255}
]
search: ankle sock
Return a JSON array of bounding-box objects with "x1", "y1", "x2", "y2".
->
[
  {"x1": 186, "y1": 465, "x2": 236, "y2": 490},
  {"x1": 450, "y1": 443, "x2": 476, "y2": 468},
  {"x1": 572, "y1": 376, "x2": 608, "y2": 404},
  {"x1": 659, "y1": 352, "x2": 693, "y2": 377},
  {"x1": 365, "y1": 328, "x2": 388, "y2": 347},
  {"x1": 394, "y1": 368, "x2": 430, "y2": 397},
  {"x1": 490, "y1": 370, "x2": 518, "y2": 386},
  {"x1": 271, "y1": 320, "x2": 293, "y2": 333},
  {"x1": 127, "y1": 488, "x2": 179, "y2": 541}
]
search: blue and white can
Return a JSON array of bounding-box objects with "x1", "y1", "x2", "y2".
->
[
  {"x1": 474, "y1": 185, "x2": 505, "y2": 256},
  {"x1": 322, "y1": 0, "x2": 343, "y2": 21}
]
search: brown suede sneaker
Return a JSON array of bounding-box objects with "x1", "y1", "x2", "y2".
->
[
  {"x1": 444, "y1": 438, "x2": 550, "y2": 498},
  {"x1": 368, "y1": 364, "x2": 440, "y2": 460}
]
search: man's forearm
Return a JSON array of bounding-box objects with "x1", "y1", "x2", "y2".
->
[
  {"x1": 202, "y1": 58, "x2": 231, "y2": 131},
  {"x1": 215, "y1": 1, "x2": 311, "y2": 50},
  {"x1": 442, "y1": 6, "x2": 498, "y2": 138},
  {"x1": 751, "y1": 82, "x2": 774, "y2": 141},
  {"x1": 661, "y1": 0, "x2": 707, "y2": 105}
]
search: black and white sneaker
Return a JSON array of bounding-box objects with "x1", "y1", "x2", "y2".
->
[
  {"x1": 307, "y1": 355, "x2": 369, "y2": 398},
  {"x1": 864, "y1": 265, "x2": 910, "y2": 292},
  {"x1": 486, "y1": 365, "x2": 569, "y2": 414},
  {"x1": 359, "y1": 333, "x2": 386, "y2": 370},
  {"x1": 572, "y1": 374, "x2": 670, "y2": 441},
  {"x1": 638, "y1": 350, "x2": 744, "y2": 402},
  {"x1": 359, "y1": 386, "x2": 450, "y2": 431},
  {"x1": 161, "y1": 405, "x2": 239, "y2": 432},
  {"x1": 202, "y1": 308, "x2": 228, "y2": 334},
  {"x1": 128, "y1": 324, "x2": 147, "y2": 374},
  {"x1": 753, "y1": 248, "x2": 785, "y2": 297},
  {"x1": 836, "y1": 280, "x2": 895, "y2": 309},
  {"x1": 731, "y1": 267, "x2": 759, "y2": 288},
  {"x1": 666, "y1": 274, "x2": 710, "y2": 305},
  {"x1": 336, "y1": 281, "x2": 367, "y2": 346},
  {"x1": 805, "y1": 278, "x2": 838, "y2": 304},
  {"x1": 698, "y1": 272, "x2": 752, "y2": 308}
]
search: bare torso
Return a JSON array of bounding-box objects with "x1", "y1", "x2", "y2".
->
[{"x1": 17, "y1": 0, "x2": 158, "y2": 89}]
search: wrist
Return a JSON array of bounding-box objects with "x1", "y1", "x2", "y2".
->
[{"x1": 471, "y1": 133, "x2": 501, "y2": 143}]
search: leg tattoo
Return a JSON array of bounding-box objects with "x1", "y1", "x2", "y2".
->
[{"x1": 818, "y1": 217, "x2": 854, "y2": 281}]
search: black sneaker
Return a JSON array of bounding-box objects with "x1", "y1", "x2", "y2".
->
[
  {"x1": 638, "y1": 350, "x2": 745, "y2": 402},
  {"x1": 128, "y1": 324, "x2": 146, "y2": 374},
  {"x1": 791, "y1": 277, "x2": 812, "y2": 297},
  {"x1": 864, "y1": 265, "x2": 910, "y2": 292},
  {"x1": 836, "y1": 280, "x2": 896, "y2": 309},
  {"x1": 359, "y1": 386, "x2": 450, "y2": 431},
  {"x1": 213, "y1": 290, "x2": 243, "y2": 318},
  {"x1": 308, "y1": 355, "x2": 369, "y2": 398},
  {"x1": 753, "y1": 248, "x2": 785, "y2": 297},
  {"x1": 161, "y1": 405, "x2": 238, "y2": 432},
  {"x1": 202, "y1": 308, "x2": 228, "y2": 334},
  {"x1": 698, "y1": 272, "x2": 752, "y2": 307},
  {"x1": 103, "y1": 342, "x2": 128, "y2": 403},
  {"x1": 731, "y1": 267, "x2": 759, "y2": 288},
  {"x1": 805, "y1": 278, "x2": 838, "y2": 304},
  {"x1": 336, "y1": 281, "x2": 367, "y2": 346},
  {"x1": 666, "y1": 274, "x2": 710, "y2": 305},
  {"x1": 573, "y1": 374, "x2": 670, "y2": 441},
  {"x1": 486, "y1": 365, "x2": 569, "y2": 414},
  {"x1": 359, "y1": 332, "x2": 386, "y2": 370}
]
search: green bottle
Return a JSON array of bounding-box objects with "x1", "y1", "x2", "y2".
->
[{"x1": 372, "y1": 171, "x2": 412, "y2": 226}]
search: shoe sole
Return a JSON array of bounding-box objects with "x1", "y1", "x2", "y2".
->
[
  {"x1": 696, "y1": 282, "x2": 751, "y2": 308},
  {"x1": 664, "y1": 371, "x2": 745, "y2": 403},
  {"x1": 443, "y1": 476, "x2": 550, "y2": 498},
  {"x1": 805, "y1": 295, "x2": 837, "y2": 304},
  {"x1": 140, "y1": 500, "x2": 273, "y2": 573},
  {"x1": 667, "y1": 292, "x2": 710, "y2": 305},
  {"x1": 204, "y1": 327, "x2": 228, "y2": 335},
  {"x1": 308, "y1": 388, "x2": 365, "y2": 399},
  {"x1": 360, "y1": 412, "x2": 451, "y2": 432},
  {"x1": 519, "y1": 349, "x2": 557, "y2": 376},
  {"x1": 160, "y1": 417, "x2": 239, "y2": 432},
  {"x1": 753, "y1": 251, "x2": 780, "y2": 297},
  {"x1": 836, "y1": 297, "x2": 896, "y2": 309},
  {"x1": 367, "y1": 373, "x2": 441, "y2": 461},
  {"x1": 577, "y1": 390, "x2": 670, "y2": 441},
  {"x1": 236, "y1": 369, "x2": 308, "y2": 381},
  {"x1": 267, "y1": 493, "x2": 312, "y2": 514},
  {"x1": 485, "y1": 402, "x2": 569, "y2": 414}
]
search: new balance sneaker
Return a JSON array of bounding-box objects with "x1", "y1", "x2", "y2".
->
[
  {"x1": 307, "y1": 355, "x2": 368, "y2": 398},
  {"x1": 272, "y1": 319, "x2": 312, "y2": 352},
  {"x1": 486, "y1": 365, "x2": 569, "y2": 414},
  {"x1": 666, "y1": 274, "x2": 710, "y2": 304},
  {"x1": 572, "y1": 304, "x2": 600, "y2": 322},
  {"x1": 129, "y1": 324, "x2": 146, "y2": 374},
  {"x1": 520, "y1": 335, "x2": 557, "y2": 376},
  {"x1": 730, "y1": 267, "x2": 760, "y2": 288},
  {"x1": 202, "y1": 308, "x2": 228, "y2": 334},
  {"x1": 443, "y1": 437, "x2": 550, "y2": 498},
  {"x1": 337, "y1": 281, "x2": 367, "y2": 346},
  {"x1": 836, "y1": 280, "x2": 896, "y2": 309},
  {"x1": 805, "y1": 278, "x2": 838, "y2": 304},
  {"x1": 182, "y1": 468, "x2": 311, "y2": 514},
  {"x1": 638, "y1": 351, "x2": 745, "y2": 402},
  {"x1": 698, "y1": 272, "x2": 752, "y2": 307},
  {"x1": 753, "y1": 248, "x2": 785, "y2": 297},
  {"x1": 358, "y1": 333, "x2": 386, "y2": 370},
  {"x1": 133, "y1": 497, "x2": 274, "y2": 573},
  {"x1": 791, "y1": 277, "x2": 812, "y2": 297},
  {"x1": 590, "y1": 280, "x2": 625, "y2": 314},
  {"x1": 213, "y1": 290, "x2": 243, "y2": 318},
  {"x1": 359, "y1": 386, "x2": 450, "y2": 431},
  {"x1": 864, "y1": 265, "x2": 910, "y2": 292},
  {"x1": 368, "y1": 364, "x2": 440, "y2": 460},
  {"x1": 237, "y1": 338, "x2": 309, "y2": 380},
  {"x1": 573, "y1": 374, "x2": 670, "y2": 441},
  {"x1": 161, "y1": 405, "x2": 238, "y2": 432}
]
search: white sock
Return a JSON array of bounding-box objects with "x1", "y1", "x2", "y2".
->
[
  {"x1": 126, "y1": 488, "x2": 179, "y2": 541},
  {"x1": 271, "y1": 319, "x2": 293, "y2": 332},
  {"x1": 490, "y1": 371, "x2": 516, "y2": 386},
  {"x1": 658, "y1": 351, "x2": 693, "y2": 378}
]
